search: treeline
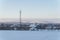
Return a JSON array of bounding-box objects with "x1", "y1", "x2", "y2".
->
[{"x1": 0, "y1": 23, "x2": 60, "y2": 30}]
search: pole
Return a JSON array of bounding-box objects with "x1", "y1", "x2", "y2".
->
[{"x1": 20, "y1": 10, "x2": 21, "y2": 27}]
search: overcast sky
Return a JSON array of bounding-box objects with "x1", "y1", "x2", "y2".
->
[{"x1": 0, "y1": 0, "x2": 60, "y2": 19}]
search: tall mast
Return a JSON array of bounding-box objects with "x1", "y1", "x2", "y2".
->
[{"x1": 20, "y1": 10, "x2": 21, "y2": 27}]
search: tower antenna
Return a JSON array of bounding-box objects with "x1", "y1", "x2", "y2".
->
[{"x1": 20, "y1": 10, "x2": 21, "y2": 27}]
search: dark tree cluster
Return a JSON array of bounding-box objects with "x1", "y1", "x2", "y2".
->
[
  {"x1": 35, "y1": 23, "x2": 60, "y2": 30},
  {"x1": 0, "y1": 23, "x2": 60, "y2": 30}
]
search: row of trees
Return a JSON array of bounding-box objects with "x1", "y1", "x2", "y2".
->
[
  {"x1": 0, "y1": 23, "x2": 60, "y2": 30},
  {"x1": 35, "y1": 24, "x2": 60, "y2": 30},
  {"x1": 0, "y1": 23, "x2": 31, "y2": 30}
]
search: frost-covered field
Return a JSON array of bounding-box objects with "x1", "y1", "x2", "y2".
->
[{"x1": 0, "y1": 30, "x2": 60, "y2": 40}]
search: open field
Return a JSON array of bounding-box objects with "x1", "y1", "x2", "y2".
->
[{"x1": 0, "y1": 31, "x2": 60, "y2": 40}]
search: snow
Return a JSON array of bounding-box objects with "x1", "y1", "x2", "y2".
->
[{"x1": 0, "y1": 30, "x2": 60, "y2": 40}]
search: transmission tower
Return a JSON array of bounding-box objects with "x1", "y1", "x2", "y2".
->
[{"x1": 20, "y1": 10, "x2": 21, "y2": 27}]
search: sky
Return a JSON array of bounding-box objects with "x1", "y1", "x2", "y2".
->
[{"x1": 0, "y1": 0, "x2": 60, "y2": 19}]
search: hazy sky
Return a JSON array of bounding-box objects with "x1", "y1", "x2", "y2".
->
[{"x1": 0, "y1": 0, "x2": 60, "y2": 19}]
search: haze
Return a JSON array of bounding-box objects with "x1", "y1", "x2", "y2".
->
[{"x1": 0, "y1": 0, "x2": 60, "y2": 22}]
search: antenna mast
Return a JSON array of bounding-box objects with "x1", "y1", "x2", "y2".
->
[{"x1": 20, "y1": 10, "x2": 21, "y2": 27}]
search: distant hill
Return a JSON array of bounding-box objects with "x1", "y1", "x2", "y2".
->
[{"x1": 0, "y1": 18, "x2": 60, "y2": 23}]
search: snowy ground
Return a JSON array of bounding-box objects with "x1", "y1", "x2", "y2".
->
[{"x1": 0, "y1": 30, "x2": 60, "y2": 40}]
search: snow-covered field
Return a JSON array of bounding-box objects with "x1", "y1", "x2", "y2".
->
[{"x1": 0, "y1": 30, "x2": 60, "y2": 40}]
